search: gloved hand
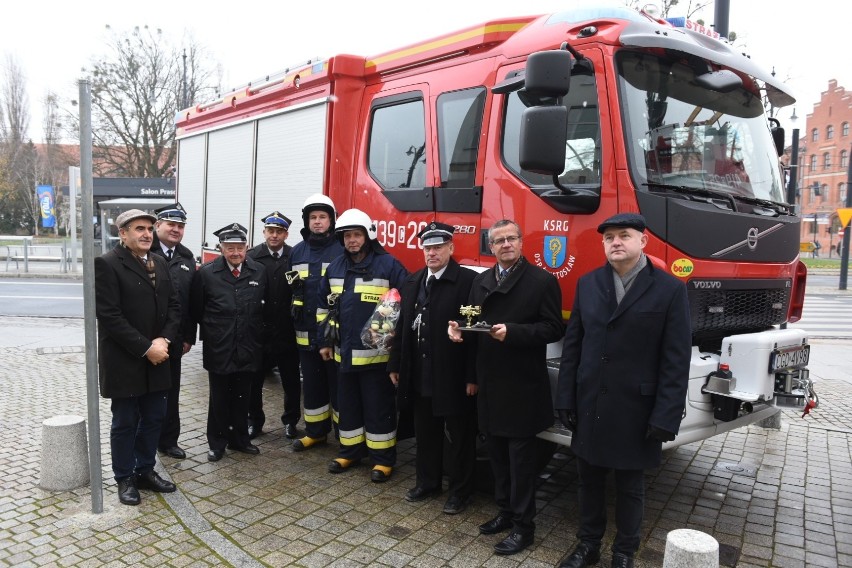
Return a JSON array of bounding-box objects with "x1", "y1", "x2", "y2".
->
[
  {"x1": 558, "y1": 409, "x2": 577, "y2": 432},
  {"x1": 646, "y1": 425, "x2": 676, "y2": 442}
]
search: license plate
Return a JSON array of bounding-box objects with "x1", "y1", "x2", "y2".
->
[{"x1": 769, "y1": 344, "x2": 810, "y2": 372}]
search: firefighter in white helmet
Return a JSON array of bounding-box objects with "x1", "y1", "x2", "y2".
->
[
  {"x1": 317, "y1": 208, "x2": 408, "y2": 482},
  {"x1": 288, "y1": 194, "x2": 344, "y2": 451}
]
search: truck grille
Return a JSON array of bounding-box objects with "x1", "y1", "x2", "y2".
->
[{"x1": 688, "y1": 280, "x2": 790, "y2": 334}]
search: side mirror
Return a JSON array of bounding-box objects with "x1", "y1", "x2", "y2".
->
[
  {"x1": 768, "y1": 117, "x2": 785, "y2": 157},
  {"x1": 519, "y1": 106, "x2": 568, "y2": 174},
  {"x1": 524, "y1": 50, "x2": 573, "y2": 98}
]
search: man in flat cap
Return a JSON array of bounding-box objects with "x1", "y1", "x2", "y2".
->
[
  {"x1": 555, "y1": 213, "x2": 691, "y2": 568},
  {"x1": 95, "y1": 209, "x2": 181, "y2": 505},
  {"x1": 188, "y1": 223, "x2": 268, "y2": 462},
  {"x1": 247, "y1": 211, "x2": 302, "y2": 440},
  {"x1": 150, "y1": 202, "x2": 195, "y2": 460},
  {"x1": 388, "y1": 222, "x2": 478, "y2": 515}
]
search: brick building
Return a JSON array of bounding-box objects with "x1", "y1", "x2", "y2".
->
[{"x1": 789, "y1": 80, "x2": 852, "y2": 257}]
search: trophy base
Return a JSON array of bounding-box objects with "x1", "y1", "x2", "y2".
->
[{"x1": 458, "y1": 325, "x2": 493, "y2": 333}]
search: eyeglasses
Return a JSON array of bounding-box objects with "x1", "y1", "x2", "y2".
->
[{"x1": 490, "y1": 235, "x2": 521, "y2": 246}]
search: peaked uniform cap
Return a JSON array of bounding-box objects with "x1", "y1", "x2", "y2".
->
[
  {"x1": 115, "y1": 209, "x2": 156, "y2": 228},
  {"x1": 262, "y1": 211, "x2": 292, "y2": 229},
  {"x1": 154, "y1": 202, "x2": 188, "y2": 223},
  {"x1": 417, "y1": 222, "x2": 455, "y2": 246},
  {"x1": 213, "y1": 222, "x2": 248, "y2": 243},
  {"x1": 597, "y1": 213, "x2": 646, "y2": 234}
]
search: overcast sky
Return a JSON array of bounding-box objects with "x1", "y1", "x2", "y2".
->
[{"x1": 1, "y1": 0, "x2": 845, "y2": 144}]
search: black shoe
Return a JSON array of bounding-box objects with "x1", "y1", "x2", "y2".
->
[
  {"x1": 227, "y1": 443, "x2": 260, "y2": 455},
  {"x1": 284, "y1": 423, "x2": 300, "y2": 439},
  {"x1": 136, "y1": 470, "x2": 176, "y2": 493},
  {"x1": 610, "y1": 553, "x2": 634, "y2": 568},
  {"x1": 159, "y1": 445, "x2": 186, "y2": 459},
  {"x1": 248, "y1": 425, "x2": 263, "y2": 439},
  {"x1": 207, "y1": 449, "x2": 224, "y2": 462},
  {"x1": 478, "y1": 514, "x2": 513, "y2": 535},
  {"x1": 442, "y1": 495, "x2": 471, "y2": 515},
  {"x1": 405, "y1": 485, "x2": 440, "y2": 503},
  {"x1": 494, "y1": 532, "x2": 534, "y2": 555},
  {"x1": 559, "y1": 542, "x2": 601, "y2": 568},
  {"x1": 117, "y1": 476, "x2": 140, "y2": 506}
]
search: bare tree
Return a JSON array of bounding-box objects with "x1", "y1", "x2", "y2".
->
[
  {"x1": 0, "y1": 55, "x2": 38, "y2": 235},
  {"x1": 1, "y1": 55, "x2": 30, "y2": 146},
  {"x1": 84, "y1": 25, "x2": 217, "y2": 178},
  {"x1": 41, "y1": 92, "x2": 76, "y2": 235}
]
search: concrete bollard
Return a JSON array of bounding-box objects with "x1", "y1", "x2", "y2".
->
[
  {"x1": 663, "y1": 528, "x2": 719, "y2": 568},
  {"x1": 39, "y1": 415, "x2": 90, "y2": 491}
]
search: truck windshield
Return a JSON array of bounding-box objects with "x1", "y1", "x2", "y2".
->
[{"x1": 616, "y1": 51, "x2": 786, "y2": 205}]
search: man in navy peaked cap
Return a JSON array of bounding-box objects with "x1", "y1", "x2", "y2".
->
[
  {"x1": 150, "y1": 202, "x2": 196, "y2": 461},
  {"x1": 247, "y1": 210, "x2": 302, "y2": 441}
]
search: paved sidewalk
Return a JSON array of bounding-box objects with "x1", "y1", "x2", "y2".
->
[{"x1": 1, "y1": 317, "x2": 852, "y2": 567}]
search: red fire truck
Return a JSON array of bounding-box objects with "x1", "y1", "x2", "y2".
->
[{"x1": 174, "y1": 6, "x2": 816, "y2": 448}]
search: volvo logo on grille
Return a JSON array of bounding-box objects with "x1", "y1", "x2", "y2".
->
[
  {"x1": 711, "y1": 223, "x2": 784, "y2": 257},
  {"x1": 746, "y1": 227, "x2": 759, "y2": 250},
  {"x1": 692, "y1": 281, "x2": 722, "y2": 289}
]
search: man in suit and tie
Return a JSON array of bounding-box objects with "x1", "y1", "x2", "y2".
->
[
  {"x1": 95, "y1": 209, "x2": 181, "y2": 505},
  {"x1": 448, "y1": 219, "x2": 563, "y2": 556},
  {"x1": 555, "y1": 213, "x2": 691, "y2": 568},
  {"x1": 150, "y1": 202, "x2": 196, "y2": 460}
]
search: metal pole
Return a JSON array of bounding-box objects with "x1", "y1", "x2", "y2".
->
[
  {"x1": 69, "y1": 166, "x2": 80, "y2": 272},
  {"x1": 79, "y1": 79, "x2": 103, "y2": 514},
  {"x1": 787, "y1": 128, "x2": 799, "y2": 205},
  {"x1": 714, "y1": 0, "x2": 730, "y2": 39},
  {"x1": 840, "y1": 143, "x2": 852, "y2": 290},
  {"x1": 813, "y1": 212, "x2": 818, "y2": 258},
  {"x1": 182, "y1": 49, "x2": 188, "y2": 109}
]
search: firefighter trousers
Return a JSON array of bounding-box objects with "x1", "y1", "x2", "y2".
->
[
  {"x1": 299, "y1": 348, "x2": 339, "y2": 439},
  {"x1": 336, "y1": 368, "x2": 397, "y2": 466}
]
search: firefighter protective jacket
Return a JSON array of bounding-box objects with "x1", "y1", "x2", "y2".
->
[
  {"x1": 289, "y1": 234, "x2": 344, "y2": 350},
  {"x1": 317, "y1": 247, "x2": 408, "y2": 372}
]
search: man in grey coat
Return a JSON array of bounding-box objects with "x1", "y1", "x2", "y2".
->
[{"x1": 555, "y1": 213, "x2": 691, "y2": 568}]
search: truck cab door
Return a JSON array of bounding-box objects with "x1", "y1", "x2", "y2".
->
[{"x1": 362, "y1": 82, "x2": 487, "y2": 268}]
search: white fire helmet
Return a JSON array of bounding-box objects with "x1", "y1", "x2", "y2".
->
[{"x1": 335, "y1": 208, "x2": 377, "y2": 241}]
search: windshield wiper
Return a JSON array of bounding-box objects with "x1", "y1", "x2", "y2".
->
[
  {"x1": 643, "y1": 182, "x2": 737, "y2": 211},
  {"x1": 728, "y1": 194, "x2": 792, "y2": 216}
]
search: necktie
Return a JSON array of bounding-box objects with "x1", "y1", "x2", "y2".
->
[
  {"x1": 425, "y1": 274, "x2": 435, "y2": 297},
  {"x1": 232, "y1": 268, "x2": 240, "y2": 278},
  {"x1": 166, "y1": 249, "x2": 173, "y2": 260},
  {"x1": 499, "y1": 268, "x2": 508, "y2": 282},
  {"x1": 272, "y1": 251, "x2": 280, "y2": 259}
]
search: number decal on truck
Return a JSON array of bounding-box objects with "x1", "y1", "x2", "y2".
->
[{"x1": 375, "y1": 219, "x2": 427, "y2": 249}]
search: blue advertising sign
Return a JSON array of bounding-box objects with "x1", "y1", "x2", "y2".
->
[{"x1": 37, "y1": 185, "x2": 56, "y2": 228}]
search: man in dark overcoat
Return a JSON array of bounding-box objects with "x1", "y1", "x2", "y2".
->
[
  {"x1": 388, "y1": 222, "x2": 478, "y2": 515},
  {"x1": 449, "y1": 219, "x2": 563, "y2": 556},
  {"x1": 95, "y1": 209, "x2": 181, "y2": 506},
  {"x1": 247, "y1": 211, "x2": 301, "y2": 440},
  {"x1": 150, "y1": 202, "x2": 196, "y2": 460},
  {"x1": 555, "y1": 213, "x2": 691, "y2": 568},
  {"x1": 188, "y1": 223, "x2": 268, "y2": 462}
]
